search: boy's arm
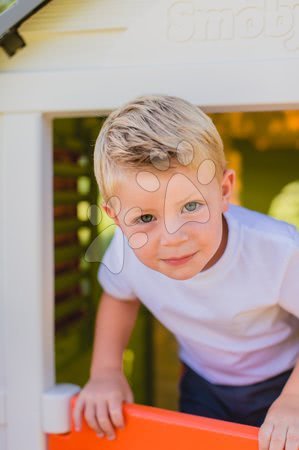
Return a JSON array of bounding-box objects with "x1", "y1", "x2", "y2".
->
[
  {"x1": 90, "y1": 290, "x2": 141, "y2": 375},
  {"x1": 73, "y1": 291, "x2": 141, "y2": 438},
  {"x1": 280, "y1": 356, "x2": 299, "y2": 396}
]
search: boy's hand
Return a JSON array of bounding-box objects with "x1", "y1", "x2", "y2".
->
[
  {"x1": 259, "y1": 393, "x2": 299, "y2": 450},
  {"x1": 72, "y1": 368, "x2": 134, "y2": 440}
]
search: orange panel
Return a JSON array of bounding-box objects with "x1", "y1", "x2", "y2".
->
[{"x1": 48, "y1": 395, "x2": 259, "y2": 450}]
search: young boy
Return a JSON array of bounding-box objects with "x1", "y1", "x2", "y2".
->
[{"x1": 73, "y1": 95, "x2": 299, "y2": 450}]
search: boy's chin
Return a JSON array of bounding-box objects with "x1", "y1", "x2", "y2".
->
[
  {"x1": 166, "y1": 273, "x2": 196, "y2": 281},
  {"x1": 137, "y1": 257, "x2": 203, "y2": 280},
  {"x1": 159, "y1": 267, "x2": 201, "y2": 281}
]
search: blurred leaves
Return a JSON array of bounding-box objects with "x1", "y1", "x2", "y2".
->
[
  {"x1": 210, "y1": 110, "x2": 299, "y2": 152},
  {"x1": 0, "y1": 0, "x2": 16, "y2": 14}
]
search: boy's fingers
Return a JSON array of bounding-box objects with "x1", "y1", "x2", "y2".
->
[
  {"x1": 285, "y1": 426, "x2": 299, "y2": 450},
  {"x1": 259, "y1": 422, "x2": 274, "y2": 450},
  {"x1": 107, "y1": 397, "x2": 124, "y2": 428},
  {"x1": 73, "y1": 396, "x2": 84, "y2": 430},
  {"x1": 269, "y1": 424, "x2": 288, "y2": 450},
  {"x1": 85, "y1": 402, "x2": 102, "y2": 433},
  {"x1": 96, "y1": 401, "x2": 116, "y2": 439}
]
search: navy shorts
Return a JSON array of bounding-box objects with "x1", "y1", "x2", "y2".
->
[{"x1": 178, "y1": 362, "x2": 293, "y2": 427}]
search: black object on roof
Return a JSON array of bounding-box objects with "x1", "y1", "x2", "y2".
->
[{"x1": 0, "y1": 0, "x2": 52, "y2": 57}]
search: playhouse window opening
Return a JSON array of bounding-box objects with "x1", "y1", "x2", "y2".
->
[{"x1": 52, "y1": 110, "x2": 299, "y2": 410}]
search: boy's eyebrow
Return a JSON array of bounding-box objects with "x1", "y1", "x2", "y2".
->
[
  {"x1": 128, "y1": 194, "x2": 198, "y2": 214},
  {"x1": 174, "y1": 194, "x2": 197, "y2": 206}
]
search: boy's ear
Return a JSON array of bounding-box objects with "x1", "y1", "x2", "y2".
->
[
  {"x1": 221, "y1": 169, "x2": 235, "y2": 211},
  {"x1": 101, "y1": 203, "x2": 120, "y2": 226}
]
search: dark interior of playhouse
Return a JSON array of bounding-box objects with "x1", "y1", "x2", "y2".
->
[{"x1": 54, "y1": 110, "x2": 299, "y2": 412}]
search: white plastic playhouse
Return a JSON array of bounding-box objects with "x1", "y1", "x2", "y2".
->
[{"x1": 0, "y1": 1, "x2": 298, "y2": 450}]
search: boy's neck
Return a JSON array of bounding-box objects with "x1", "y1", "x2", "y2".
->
[{"x1": 201, "y1": 214, "x2": 228, "y2": 272}]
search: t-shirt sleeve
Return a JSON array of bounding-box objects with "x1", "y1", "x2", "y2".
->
[
  {"x1": 278, "y1": 225, "x2": 299, "y2": 317},
  {"x1": 97, "y1": 226, "x2": 137, "y2": 300}
]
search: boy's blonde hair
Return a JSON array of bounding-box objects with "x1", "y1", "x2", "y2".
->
[{"x1": 94, "y1": 95, "x2": 228, "y2": 204}]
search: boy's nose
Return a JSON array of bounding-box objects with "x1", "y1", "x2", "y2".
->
[
  {"x1": 159, "y1": 221, "x2": 189, "y2": 246},
  {"x1": 164, "y1": 213, "x2": 190, "y2": 235}
]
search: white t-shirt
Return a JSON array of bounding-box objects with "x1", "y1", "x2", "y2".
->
[{"x1": 98, "y1": 203, "x2": 299, "y2": 386}]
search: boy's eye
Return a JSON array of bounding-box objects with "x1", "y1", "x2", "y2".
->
[
  {"x1": 182, "y1": 201, "x2": 203, "y2": 213},
  {"x1": 136, "y1": 214, "x2": 154, "y2": 224},
  {"x1": 134, "y1": 201, "x2": 203, "y2": 224}
]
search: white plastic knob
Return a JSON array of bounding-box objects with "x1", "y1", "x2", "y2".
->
[{"x1": 42, "y1": 383, "x2": 80, "y2": 434}]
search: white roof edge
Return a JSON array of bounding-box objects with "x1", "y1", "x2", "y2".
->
[{"x1": 0, "y1": 0, "x2": 46, "y2": 38}]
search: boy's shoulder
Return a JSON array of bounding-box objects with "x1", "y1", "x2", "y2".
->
[{"x1": 228, "y1": 203, "x2": 299, "y2": 247}]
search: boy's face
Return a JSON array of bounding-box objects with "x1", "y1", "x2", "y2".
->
[{"x1": 103, "y1": 161, "x2": 235, "y2": 280}]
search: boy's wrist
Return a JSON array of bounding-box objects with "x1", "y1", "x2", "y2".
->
[
  {"x1": 279, "y1": 362, "x2": 299, "y2": 396},
  {"x1": 90, "y1": 364, "x2": 123, "y2": 379}
]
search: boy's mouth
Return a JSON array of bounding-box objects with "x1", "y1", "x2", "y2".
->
[{"x1": 161, "y1": 251, "x2": 198, "y2": 265}]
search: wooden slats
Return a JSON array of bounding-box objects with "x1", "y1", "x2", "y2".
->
[
  {"x1": 54, "y1": 191, "x2": 90, "y2": 205},
  {"x1": 54, "y1": 218, "x2": 89, "y2": 234},
  {"x1": 55, "y1": 268, "x2": 90, "y2": 293},
  {"x1": 53, "y1": 142, "x2": 98, "y2": 372},
  {"x1": 55, "y1": 294, "x2": 89, "y2": 323},
  {"x1": 55, "y1": 243, "x2": 88, "y2": 264},
  {"x1": 54, "y1": 162, "x2": 90, "y2": 177}
]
